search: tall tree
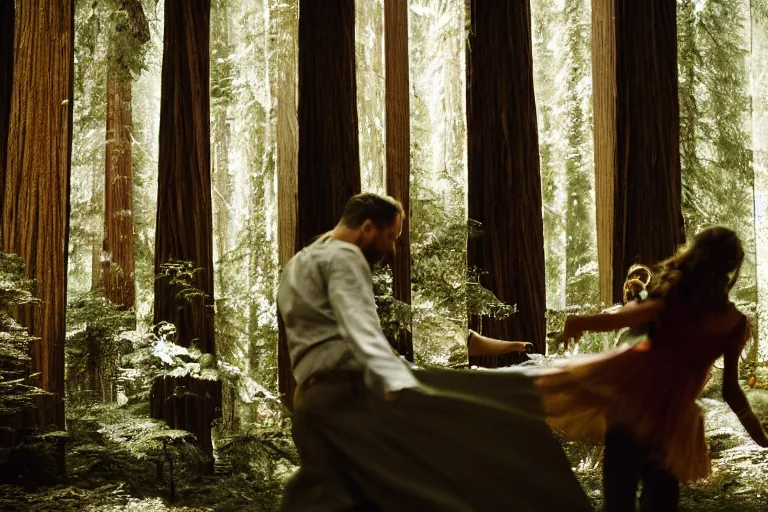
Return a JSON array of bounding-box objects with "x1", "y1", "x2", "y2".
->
[
  {"x1": 751, "y1": 2, "x2": 768, "y2": 364},
  {"x1": 277, "y1": 1, "x2": 299, "y2": 272},
  {"x1": 532, "y1": 0, "x2": 567, "y2": 311},
  {"x1": 278, "y1": 0, "x2": 362, "y2": 409},
  {"x1": 0, "y1": 0, "x2": 13, "y2": 244},
  {"x1": 562, "y1": 0, "x2": 598, "y2": 306},
  {"x1": 592, "y1": 0, "x2": 684, "y2": 304},
  {"x1": 678, "y1": 0, "x2": 704, "y2": 239},
  {"x1": 384, "y1": 0, "x2": 412, "y2": 361},
  {"x1": 151, "y1": 0, "x2": 220, "y2": 462},
  {"x1": 276, "y1": 0, "x2": 299, "y2": 403},
  {"x1": 466, "y1": 1, "x2": 547, "y2": 363},
  {"x1": 102, "y1": 0, "x2": 149, "y2": 309},
  {"x1": 154, "y1": 0, "x2": 215, "y2": 354},
  {"x1": 2, "y1": 0, "x2": 75, "y2": 428},
  {"x1": 211, "y1": 0, "x2": 234, "y2": 302}
]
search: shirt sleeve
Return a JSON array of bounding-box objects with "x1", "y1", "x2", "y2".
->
[{"x1": 326, "y1": 245, "x2": 420, "y2": 395}]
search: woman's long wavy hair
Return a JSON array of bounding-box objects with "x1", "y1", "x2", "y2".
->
[{"x1": 647, "y1": 227, "x2": 744, "y2": 314}]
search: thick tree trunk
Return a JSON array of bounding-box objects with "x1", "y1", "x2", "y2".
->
[
  {"x1": 0, "y1": 0, "x2": 13, "y2": 243},
  {"x1": 276, "y1": 1, "x2": 299, "y2": 405},
  {"x1": 592, "y1": 0, "x2": 684, "y2": 305},
  {"x1": 152, "y1": 0, "x2": 219, "y2": 464},
  {"x1": 103, "y1": 77, "x2": 136, "y2": 308},
  {"x1": 2, "y1": 0, "x2": 75, "y2": 429},
  {"x1": 102, "y1": 0, "x2": 148, "y2": 310},
  {"x1": 277, "y1": 6, "x2": 298, "y2": 269},
  {"x1": 296, "y1": 0, "x2": 361, "y2": 242},
  {"x1": 466, "y1": 2, "x2": 547, "y2": 365},
  {"x1": 104, "y1": 77, "x2": 136, "y2": 309},
  {"x1": 278, "y1": 0, "x2": 362, "y2": 409},
  {"x1": 154, "y1": 0, "x2": 215, "y2": 354},
  {"x1": 384, "y1": 0, "x2": 412, "y2": 361}
]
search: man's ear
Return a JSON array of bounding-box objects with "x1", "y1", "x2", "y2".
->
[{"x1": 361, "y1": 219, "x2": 375, "y2": 235}]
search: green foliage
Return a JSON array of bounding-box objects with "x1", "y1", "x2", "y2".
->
[
  {"x1": 119, "y1": 323, "x2": 215, "y2": 406},
  {"x1": 211, "y1": 0, "x2": 236, "y2": 108},
  {"x1": 105, "y1": 0, "x2": 151, "y2": 82},
  {"x1": 156, "y1": 260, "x2": 209, "y2": 307},
  {"x1": 66, "y1": 292, "x2": 135, "y2": 405},
  {"x1": 215, "y1": 424, "x2": 298, "y2": 497},
  {"x1": 0, "y1": 253, "x2": 63, "y2": 486},
  {"x1": 532, "y1": 0, "x2": 598, "y2": 310},
  {"x1": 0, "y1": 252, "x2": 40, "y2": 390},
  {"x1": 678, "y1": 0, "x2": 757, "y2": 306}
]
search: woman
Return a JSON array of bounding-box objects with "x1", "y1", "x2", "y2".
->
[
  {"x1": 540, "y1": 227, "x2": 768, "y2": 511},
  {"x1": 613, "y1": 264, "x2": 653, "y2": 348}
]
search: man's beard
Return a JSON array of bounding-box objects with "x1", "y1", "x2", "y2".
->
[{"x1": 360, "y1": 244, "x2": 385, "y2": 267}]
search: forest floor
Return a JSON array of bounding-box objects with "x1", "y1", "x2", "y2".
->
[{"x1": 1, "y1": 381, "x2": 767, "y2": 510}]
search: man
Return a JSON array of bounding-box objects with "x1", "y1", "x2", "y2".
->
[{"x1": 278, "y1": 193, "x2": 592, "y2": 511}]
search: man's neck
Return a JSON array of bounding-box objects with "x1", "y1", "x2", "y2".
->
[{"x1": 330, "y1": 224, "x2": 361, "y2": 246}]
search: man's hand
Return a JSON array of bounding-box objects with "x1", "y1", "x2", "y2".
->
[{"x1": 383, "y1": 386, "x2": 429, "y2": 402}]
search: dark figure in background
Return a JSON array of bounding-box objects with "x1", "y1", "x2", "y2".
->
[
  {"x1": 544, "y1": 227, "x2": 768, "y2": 511},
  {"x1": 277, "y1": 193, "x2": 592, "y2": 511}
]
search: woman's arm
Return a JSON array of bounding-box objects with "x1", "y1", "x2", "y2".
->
[
  {"x1": 557, "y1": 300, "x2": 664, "y2": 346},
  {"x1": 722, "y1": 319, "x2": 768, "y2": 447}
]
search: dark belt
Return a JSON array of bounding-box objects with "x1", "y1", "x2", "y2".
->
[
  {"x1": 302, "y1": 370, "x2": 363, "y2": 389},
  {"x1": 294, "y1": 370, "x2": 363, "y2": 407}
]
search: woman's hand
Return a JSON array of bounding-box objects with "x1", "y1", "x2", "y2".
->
[{"x1": 555, "y1": 317, "x2": 583, "y2": 349}]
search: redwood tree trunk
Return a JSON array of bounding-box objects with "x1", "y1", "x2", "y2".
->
[
  {"x1": 466, "y1": 2, "x2": 546, "y2": 364},
  {"x1": 384, "y1": 0, "x2": 412, "y2": 361},
  {"x1": 103, "y1": 0, "x2": 148, "y2": 310},
  {"x1": 152, "y1": 0, "x2": 220, "y2": 463},
  {"x1": 592, "y1": 0, "x2": 684, "y2": 304},
  {"x1": 276, "y1": 1, "x2": 299, "y2": 407},
  {"x1": 276, "y1": 6, "x2": 298, "y2": 270},
  {"x1": 154, "y1": 0, "x2": 215, "y2": 354},
  {"x1": 104, "y1": 77, "x2": 136, "y2": 309},
  {"x1": 278, "y1": 0, "x2": 362, "y2": 409},
  {"x1": 0, "y1": 0, "x2": 13, "y2": 243},
  {"x1": 295, "y1": 0, "x2": 361, "y2": 243},
  {"x1": 2, "y1": 0, "x2": 75, "y2": 429}
]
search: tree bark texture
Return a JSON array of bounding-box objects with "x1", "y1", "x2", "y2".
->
[
  {"x1": 0, "y1": 0, "x2": 13, "y2": 244},
  {"x1": 276, "y1": 0, "x2": 299, "y2": 411},
  {"x1": 152, "y1": 0, "x2": 219, "y2": 465},
  {"x1": 278, "y1": 0, "x2": 362, "y2": 409},
  {"x1": 296, "y1": 0, "x2": 361, "y2": 246},
  {"x1": 104, "y1": 77, "x2": 136, "y2": 308},
  {"x1": 466, "y1": 1, "x2": 547, "y2": 364},
  {"x1": 149, "y1": 376, "x2": 222, "y2": 464},
  {"x1": 277, "y1": 5, "x2": 298, "y2": 268},
  {"x1": 592, "y1": 0, "x2": 684, "y2": 305},
  {"x1": 153, "y1": 0, "x2": 215, "y2": 355},
  {"x1": 2, "y1": 0, "x2": 75, "y2": 429},
  {"x1": 102, "y1": 0, "x2": 149, "y2": 309},
  {"x1": 384, "y1": 0, "x2": 413, "y2": 361}
]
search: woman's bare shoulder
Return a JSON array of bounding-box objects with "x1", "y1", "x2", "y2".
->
[{"x1": 702, "y1": 303, "x2": 745, "y2": 333}]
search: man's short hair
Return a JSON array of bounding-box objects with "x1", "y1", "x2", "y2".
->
[{"x1": 340, "y1": 193, "x2": 404, "y2": 229}]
